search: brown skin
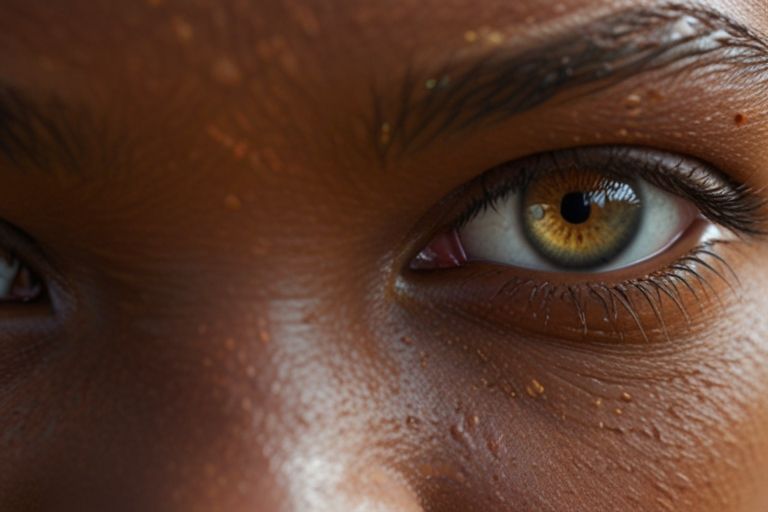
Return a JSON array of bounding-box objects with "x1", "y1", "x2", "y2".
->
[{"x1": 1, "y1": 0, "x2": 768, "y2": 510}]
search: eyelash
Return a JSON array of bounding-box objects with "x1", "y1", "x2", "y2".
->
[
  {"x1": 427, "y1": 146, "x2": 765, "y2": 342},
  {"x1": 455, "y1": 240, "x2": 737, "y2": 343},
  {"x1": 453, "y1": 147, "x2": 765, "y2": 235}
]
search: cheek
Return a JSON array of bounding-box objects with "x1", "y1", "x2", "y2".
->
[
  {"x1": 0, "y1": 287, "x2": 425, "y2": 511},
  {"x1": 391, "y1": 277, "x2": 768, "y2": 511}
]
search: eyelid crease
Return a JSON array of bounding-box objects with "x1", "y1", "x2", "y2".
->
[
  {"x1": 451, "y1": 146, "x2": 767, "y2": 238},
  {"x1": 372, "y1": 3, "x2": 768, "y2": 158}
]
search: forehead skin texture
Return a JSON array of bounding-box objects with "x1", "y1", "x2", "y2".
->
[{"x1": 0, "y1": 1, "x2": 768, "y2": 511}]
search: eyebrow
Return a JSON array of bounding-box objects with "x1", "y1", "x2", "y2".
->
[
  {"x1": 0, "y1": 85, "x2": 99, "y2": 175},
  {"x1": 371, "y1": 4, "x2": 768, "y2": 160}
]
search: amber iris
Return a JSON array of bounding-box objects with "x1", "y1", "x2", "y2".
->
[{"x1": 522, "y1": 169, "x2": 642, "y2": 269}]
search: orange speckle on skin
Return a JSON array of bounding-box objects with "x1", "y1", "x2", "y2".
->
[
  {"x1": 211, "y1": 57, "x2": 242, "y2": 86},
  {"x1": 734, "y1": 113, "x2": 748, "y2": 126},
  {"x1": 526, "y1": 379, "x2": 545, "y2": 397},
  {"x1": 224, "y1": 194, "x2": 242, "y2": 211},
  {"x1": 170, "y1": 16, "x2": 194, "y2": 43},
  {"x1": 207, "y1": 125, "x2": 250, "y2": 160}
]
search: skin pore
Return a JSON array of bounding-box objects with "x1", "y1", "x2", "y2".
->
[{"x1": 1, "y1": 0, "x2": 768, "y2": 510}]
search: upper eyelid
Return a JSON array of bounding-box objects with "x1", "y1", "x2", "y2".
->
[
  {"x1": 371, "y1": 4, "x2": 768, "y2": 159},
  {"x1": 451, "y1": 147, "x2": 767, "y2": 237}
]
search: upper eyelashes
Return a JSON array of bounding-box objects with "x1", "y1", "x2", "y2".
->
[
  {"x1": 457, "y1": 166, "x2": 702, "y2": 273},
  {"x1": 406, "y1": 146, "x2": 763, "y2": 343},
  {"x1": 412, "y1": 146, "x2": 763, "y2": 275},
  {"x1": 455, "y1": 147, "x2": 765, "y2": 239}
]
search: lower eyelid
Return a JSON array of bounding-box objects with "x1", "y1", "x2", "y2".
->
[{"x1": 404, "y1": 227, "x2": 740, "y2": 345}]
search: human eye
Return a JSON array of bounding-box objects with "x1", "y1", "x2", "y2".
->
[{"x1": 406, "y1": 146, "x2": 765, "y2": 344}]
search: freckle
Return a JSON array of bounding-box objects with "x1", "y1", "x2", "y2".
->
[
  {"x1": 449, "y1": 424, "x2": 465, "y2": 443},
  {"x1": 598, "y1": 421, "x2": 605, "y2": 429},
  {"x1": 617, "y1": 128, "x2": 629, "y2": 137},
  {"x1": 225, "y1": 338, "x2": 237, "y2": 351},
  {"x1": 379, "y1": 122, "x2": 391, "y2": 146},
  {"x1": 647, "y1": 89, "x2": 664, "y2": 102},
  {"x1": 614, "y1": 408, "x2": 624, "y2": 415},
  {"x1": 486, "y1": 31, "x2": 504, "y2": 45},
  {"x1": 211, "y1": 57, "x2": 242, "y2": 86},
  {"x1": 257, "y1": 317, "x2": 270, "y2": 345},
  {"x1": 464, "y1": 30, "x2": 478, "y2": 43},
  {"x1": 419, "y1": 351, "x2": 429, "y2": 368},
  {"x1": 224, "y1": 194, "x2": 242, "y2": 210},
  {"x1": 469, "y1": 415, "x2": 480, "y2": 427},
  {"x1": 406, "y1": 416, "x2": 421, "y2": 428},
  {"x1": 170, "y1": 16, "x2": 194, "y2": 43},
  {"x1": 286, "y1": 2, "x2": 321, "y2": 36},
  {"x1": 501, "y1": 382, "x2": 517, "y2": 398},
  {"x1": 232, "y1": 142, "x2": 248, "y2": 160},
  {"x1": 400, "y1": 335, "x2": 415, "y2": 346},
  {"x1": 486, "y1": 437, "x2": 501, "y2": 458},
  {"x1": 595, "y1": 398, "x2": 603, "y2": 407},
  {"x1": 526, "y1": 379, "x2": 545, "y2": 397},
  {"x1": 734, "y1": 113, "x2": 748, "y2": 126},
  {"x1": 621, "y1": 392, "x2": 633, "y2": 402},
  {"x1": 624, "y1": 94, "x2": 643, "y2": 115}
]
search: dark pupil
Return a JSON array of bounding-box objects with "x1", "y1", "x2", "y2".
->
[{"x1": 560, "y1": 192, "x2": 592, "y2": 225}]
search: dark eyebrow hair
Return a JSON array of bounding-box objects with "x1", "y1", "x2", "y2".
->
[
  {"x1": 0, "y1": 85, "x2": 104, "y2": 175},
  {"x1": 370, "y1": 4, "x2": 768, "y2": 160}
]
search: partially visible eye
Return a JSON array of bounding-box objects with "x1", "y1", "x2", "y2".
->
[{"x1": 0, "y1": 248, "x2": 43, "y2": 303}]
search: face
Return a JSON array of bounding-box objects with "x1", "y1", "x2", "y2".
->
[{"x1": 1, "y1": 0, "x2": 768, "y2": 510}]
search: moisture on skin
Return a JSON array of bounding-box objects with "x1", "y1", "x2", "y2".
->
[{"x1": 0, "y1": 1, "x2": 767, "y2": 512}]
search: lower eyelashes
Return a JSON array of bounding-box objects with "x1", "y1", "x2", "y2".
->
[{"x1": 406, "y1": 147, "x2": 763, "y2": 344}]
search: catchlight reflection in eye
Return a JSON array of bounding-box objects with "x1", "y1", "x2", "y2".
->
[
  {"x1": 413, "y1": 169, "x2": 703, "y2": 274},
  {"x1": 521, "y1": 169, "x2": 643, "y2": 269}
]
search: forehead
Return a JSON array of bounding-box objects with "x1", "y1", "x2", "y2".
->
[
  {"x1": 0, "y1": 0, "x2": 766, "y2": 192},
  {"x1": 1, "y1": 0, "x2": 764, "y2": 79}
]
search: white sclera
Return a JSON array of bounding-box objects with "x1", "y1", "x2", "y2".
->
[{"x1": 459, "y1": 179, "x2": 708, "y2": 273}]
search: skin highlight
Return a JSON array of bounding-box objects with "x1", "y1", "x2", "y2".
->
[{"x1": 0, "y1": 1, "x2": 767, "y2": 511}]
